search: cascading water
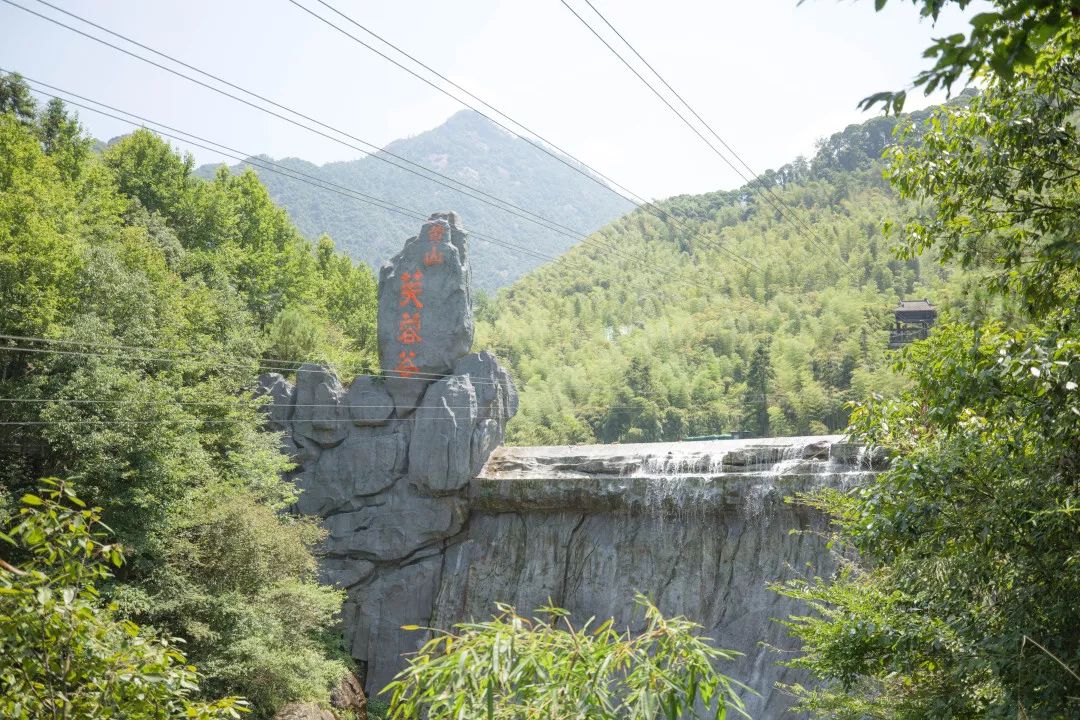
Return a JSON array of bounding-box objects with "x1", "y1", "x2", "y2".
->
[{"x1": 431, "y1": 436, "x2": 888, "y2": 718}]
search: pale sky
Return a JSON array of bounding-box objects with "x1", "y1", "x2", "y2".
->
[{"x1": 1, "y1": 0, "x2": 983, "y2": 200}]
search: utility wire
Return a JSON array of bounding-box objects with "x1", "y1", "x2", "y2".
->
[
  {"x1": 0, "y1": 398, "x2": 649, "y2": 410},
  {"x1": 560, "y1": 0, "x2": 857, "y2": 275},
  {"x1": 0, "y1": 335, "x2": 511, "y2": 387},
  {"x1": 16, "y1": 78, "x2": 698, "y2": 318},
  {"x1": 17, "y1": 77, "x2": 559, "y2": 265},
  {"x1": 577, "y1": 0, "x2": 846, "y2": 262},
  {"x1": 6, "y1": 0, "x2": 619, "y2": 253},
  {"x1": 9, "y1": 0, "x2": 768, "y2": 283},
  {"x1": 13, "y1": 75, "x2": 694, "y2": 295},
  {"x1": 11, "y1": 0, "x2": 673, "y2": 273},
  {"x1": 290, "y1": 0, "x2": 761, "y2": 274},
  {"x1": 0, "y1": 337, "x2": 825, "y2": 407}
]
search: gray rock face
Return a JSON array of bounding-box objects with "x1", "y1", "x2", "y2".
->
[
  {"x1": 322, "y1": 485, "x2": 466, "y2": 562},
  {"x1": 344, "y1": 376, "x2": 394, "y2": 426},
  {"x1": 255, "y1": 372, "x2": 294, "y2": 429},
  {"x1": 438, "y1": 437, "x2": 881, "y2": 719},
  {"x1": 408, "y1": 352, "x2": 518, "y2": 493},
  {"x1": 377, "y1": 213, "x2": 474, "y2": 412},
  {"x1": 256, "y1": 215, "x2": 879, "y2": 717},
  {"x1": 292, "y1": 363, "x2": 350, "y2": 447},
  {"x1": 256, "y1": 211, "x2": 518, "y2": 698}
]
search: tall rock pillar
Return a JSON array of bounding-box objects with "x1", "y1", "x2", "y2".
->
[
  {"x1": 256, "y1": 212, "x2": 516, "y2": 693},
  {"x1": 377, "y1": 212, "x2": 473, "y2": 412}
]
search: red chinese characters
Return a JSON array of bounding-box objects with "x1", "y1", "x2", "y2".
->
[
  {"x1": 394, "y1": 349, "x2": 419, "y2": 377},
  {"x1": 423, "y1": 223, "x2": 446, "y2": 266},
  {"x1": 398, "y1": 312, "x2": 422, "y2": 344},
  {"x1": 423, "y1": 245, "x2": 445, "y2": 267},
  {"x1": 399, "y1": 271, "x2": 423, "y2": 308}
]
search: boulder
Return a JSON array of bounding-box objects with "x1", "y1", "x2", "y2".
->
[
  {"x1": 272, "y1": 703, "x2": 335, "y2": 720},
  {"x1": 319, "y1": 557, "x2": 376, "y2": 590},
  {"x1": 345, "y1": 376, "x2": 394, "y2": 426},
  {"x1": 312, "y1": 426, "x2": 408, "y2": 499},
  {"x1": 409, "y1": 352, "x2": 518, "y2": 493},
  {"x1": 408, "y1": 375, "x2": 477, "y2": 493},
  {"x1": 321, "y1": 486, "x2": 467, "y2": 562},
  {"x1": 255, "y1": 372, "x2": 295, "y2": 430},
  {"x1": 292, "y1": 364, "x2": 350, "y2": 448},
  {"x1": 330, "y1": 672, "x2": 367, "y2": 719},
  {"x1": 377, "y1": 213, "x2": 473, "y2": 413}
]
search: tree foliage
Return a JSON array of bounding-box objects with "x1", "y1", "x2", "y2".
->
[
  {"x1": 0, "y1": 74, "x2": 374, "y2": 717},
  {"x1": 855, "y1": 0, "x2": 1080, "y2": 113},
  {"x1": 384, "y1": 595, "x2": 751, "y2": 720},
  {"x1": 776, "y1": 47, "x2": 1080, "y2": 719},
  {"x1": 0, "y1": 480, "x2": 248, "y2": 719}
]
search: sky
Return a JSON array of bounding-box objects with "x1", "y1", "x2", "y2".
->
[{"x1": 0, "y1": 0, "x2": 984, "y2": 200}]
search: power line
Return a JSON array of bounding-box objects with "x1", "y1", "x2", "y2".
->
[
  {"x1": 19, "y1": 77, "x2": 559, "y2": 265},
  {"x1": 0, "y1": 397, "x2": 652, "y2": 412},
  {"x1": 577, "y1": 0, "x2": 836, "y2": 240},
  {"x1": 0, "y1": 335, "x2": 511, "y2": 388},
  {"x1": 289, "y1": 0, "x2": 761, "y2": 275},
  {"x1": 559, "y1": 0, "x2": 856, "y2": 275},
  {"x1": 10, "y1": 0, "x2": 666, "y2": 273},
  {"x1": 0, "y1": 339, "x2": 797, "y2": 410},
  {"x1": 10, "y1": 0, "x2": 770, "y2": 287},
  {"x1": 15, "y1": 77, "x2": 707, "y2": 321},
  {"x1": 6, "y1": 1, "x2": 600, "y2": 250},
  {"x1": 11, "y1": 74, "x2": 696, "y2": 296}
]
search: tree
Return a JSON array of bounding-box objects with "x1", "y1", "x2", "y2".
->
[
  {"x1": 743, "y1": 340, "x2": 773, "y2": 437},
  {"x1": 36, "y1": 97, "x2": 92, "y2": 180},
  {"x1": 856, "y1": 0, "x2": 1080, "y2": 113},
  {"x1": 776, "y1": 48, "x2": 1080, "y2": 719},
  {"x1": 885, "y1": 51, "x2": 1080, "y2": 315},
  {"x1": 0, "y1": 480, "x2": 248, "y2": 719},
  {"x1": 384, "y1": 595, "x2": 752, "y2": 720},
  {"x1": 2, "y1": 96, "x2": 368, "y2": 717},
  {"x1": 0, "y1": 71, "x2": 36, "y2": 122}
]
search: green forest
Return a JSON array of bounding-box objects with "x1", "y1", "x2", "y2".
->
[
  {"x1": 480, "y1": 103, "x2": 982, "y2": 446},
  {"x1": 0, "y1": 76, "x2": 380, "y2": 716}
]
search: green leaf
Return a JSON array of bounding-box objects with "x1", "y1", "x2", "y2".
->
[{"x1": 970, "y1": 12, "x2": 1000, "y2": 29}]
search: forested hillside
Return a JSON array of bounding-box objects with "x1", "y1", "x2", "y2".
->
[
  {"x1": 197, "y1": 110, "x2": 634, "y2": 290},
  {"x1": 479, "y1": 105, "x2": 979, "y2": 445},
  {"x1": 0, "y1": 73, "x2": 377, "y2": 716}
]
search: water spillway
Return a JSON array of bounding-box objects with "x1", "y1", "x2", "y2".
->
[{"x1": 433, "y1": 436, "x2": 880, "y2": 718}]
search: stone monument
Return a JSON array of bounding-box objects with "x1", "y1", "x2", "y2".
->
[{"x1": 256, "y1": 212, "x2": 517, "y2": 689}]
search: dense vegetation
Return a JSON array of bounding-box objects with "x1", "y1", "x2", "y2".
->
[
  {"x1": 478, "y1": 104, "x2": 978, "y2": 445},
  {"x1": 0, "y1": 74, "x2": 379, "y2": 716},
  {"x1": 198, "y1": 109, "x2": 634, "y2": 290},
  {"x1": 1, "y1": 481, "x2": 247, "y2": 719},
  {"x1": 777, "y1": 33, "x2": 1080, "y2": 720}
]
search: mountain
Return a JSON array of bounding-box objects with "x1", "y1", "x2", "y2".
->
[
  {"x1": 197, "y1": 110, "x2": 634, "y2": 290},
  {"x1": 475, "y1": 107, "x2": 979, "y2": 446}
]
